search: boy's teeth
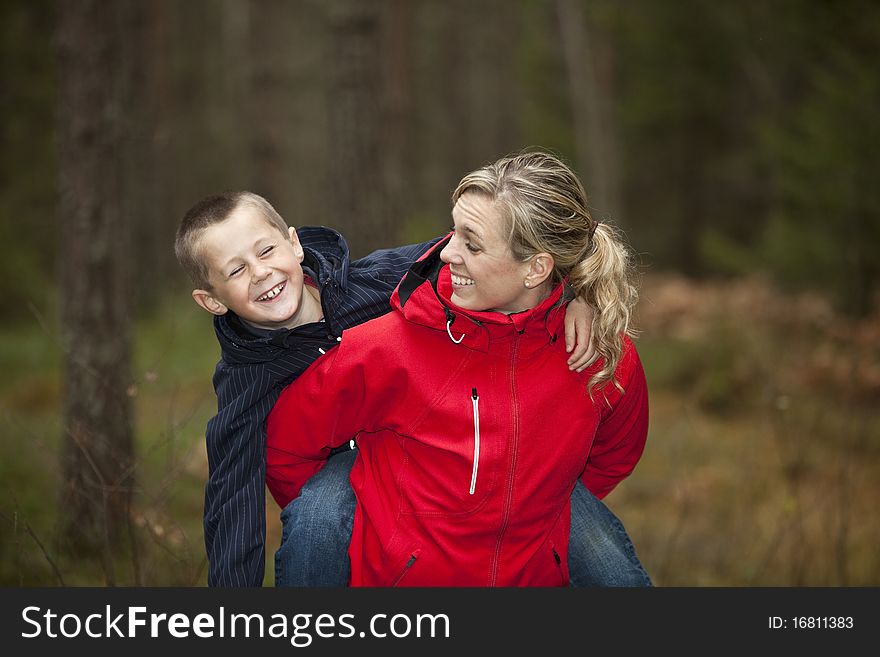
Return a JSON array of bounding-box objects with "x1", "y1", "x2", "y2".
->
[{"x1": 258, "y1": 283, "x2": 284, "y2": 301}]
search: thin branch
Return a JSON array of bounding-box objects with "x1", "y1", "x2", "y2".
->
[{"x1": 0, "y1": 506, "x2": 66, "y2": 586}]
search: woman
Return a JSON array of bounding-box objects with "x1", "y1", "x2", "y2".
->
[{"x1": 266, "y1": 151, "x2": 648, "y2": 586}]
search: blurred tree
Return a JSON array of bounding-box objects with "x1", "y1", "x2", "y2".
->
[
  {"x1": 410, "y1": 0, "x2": 522, "y2": 236},
  {"x1": 56, "y1": 0, "x2": 137, "y2": 572},
  {"x1": 247, "y1": 0, "x2": 298, "y2": 218},
  {"x1": 409, "y1": 0, "x2": 472, "y2": 229},
  {"x1": 322, "y1": 0, "x2": 390, "y2": 257},
  {"x1": 126, "y1": 0, "x2": 174, "y2": 311},
  {"x1": 379, "y1": 0, "x2": 415, "y2": 234},
  {"x1": 0, "y1": 0, "x2": 55, "y2": 323},
  {"x1": 555, "y1": 0, "x2": 622, "y2": 222},
  {"x1": 755, "y1": 2, "x2": 880, "y2": 316},
  {"x1": 614, "y1": 0, "x2": 739, "y2": 277}
]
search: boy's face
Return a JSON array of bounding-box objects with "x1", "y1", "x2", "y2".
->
[{"x1": 191, "y1": 204, "x2": 321, "y2": 330}]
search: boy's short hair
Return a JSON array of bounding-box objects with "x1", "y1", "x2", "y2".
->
[{"x1": 175, "y1": 191, "x2": 289, "y2": 290}]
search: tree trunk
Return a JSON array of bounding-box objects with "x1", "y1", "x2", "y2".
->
[
  {"x1": 56, "y1": 0, "x2": 136, "y2": 568},
  {"x1": 247, "y1": 0, "x2": 295, "y2": 215},
  {"x1": 555, "y1": 0, "x2": 621, "y2": 221},
  {"x1": 323, "y1": 0, "x2": 389, "y2": 257},
  {"x1": 129, "y1": 0, "x2": 170, "y2": 310},
  {"x1": 380, "y1": 0, "x2": 415, "y2": 233}
]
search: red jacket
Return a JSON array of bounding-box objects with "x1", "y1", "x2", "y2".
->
[{"x1": 266, "y1": 245, "x2": 648, "y2": 586}]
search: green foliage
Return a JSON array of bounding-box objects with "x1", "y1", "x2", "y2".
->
[{"x1": 757, "y1": 48, "x2": 880, "y2": 315}]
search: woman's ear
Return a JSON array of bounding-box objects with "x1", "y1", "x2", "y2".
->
[
  {"x1": 524, "y1": 253, "x2": 555, "y2": 288},
  {"x1": 192, "y1": 289, "x2": 229, "y2": 316}
]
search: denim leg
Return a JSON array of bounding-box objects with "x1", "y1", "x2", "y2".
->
[
  {"x1": 274, "y1": 449, "x2": 357, "y2": 587},
  {"x1": 568, "y1": 480, "x2": 652, "y2": 587}
]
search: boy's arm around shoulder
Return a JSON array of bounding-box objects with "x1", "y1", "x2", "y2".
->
[
  {"x1": 579, "y1": 337, "x2": 649, "y2": 499},
  {"x1": 352, "y1": 235, "x2": 445, "y2": 285}
]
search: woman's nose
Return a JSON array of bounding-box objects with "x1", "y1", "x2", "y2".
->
[{"x1": 440, "y1": 238, "x2": 460, "y2": 264}]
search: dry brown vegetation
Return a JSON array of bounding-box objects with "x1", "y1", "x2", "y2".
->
[{"x1": 607, "y1": 273, "x2": 880, "y2": 585}]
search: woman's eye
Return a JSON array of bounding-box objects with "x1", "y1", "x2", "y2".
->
[{"x1": 466, "y1": 243, "x2": 480, "y2": 253}]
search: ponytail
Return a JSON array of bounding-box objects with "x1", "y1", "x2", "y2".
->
[{"x1": 570, "y1": 222, "x2": 639, "y2": 392}]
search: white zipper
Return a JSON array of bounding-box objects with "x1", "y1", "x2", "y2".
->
[{"x1": 469, "y1": 387, "x2": 480, "y2": 495}]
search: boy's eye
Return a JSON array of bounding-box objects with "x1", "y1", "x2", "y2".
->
[
  {"x1": 260, "y1": 245, "x2": 275, "y2": 257},
  {"x1": 229, "y1": 266, "x2": 244, "y2": 277}
]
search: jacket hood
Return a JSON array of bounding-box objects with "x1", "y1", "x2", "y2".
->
[
  {"x1": 213, "y1": 226, "x2": 350, "y2": 366},
  {"x1": 390, "y1": 236, "x2": 568, "y2": 354}
]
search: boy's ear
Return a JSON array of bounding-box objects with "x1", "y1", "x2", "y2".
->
[
  {"x1": 524, "y1": 252, "x2": 555, "y2": 288},
  {"x1": 192, "y1": 289, "x2": 229, "y2": 316},
  {"x1": 288, "y1": 227, "x2": 304, "y2": 262}
]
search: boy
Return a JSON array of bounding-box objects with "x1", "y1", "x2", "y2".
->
[{"x1": 175, "y1": 191, "x2": 646, "y2": 587}]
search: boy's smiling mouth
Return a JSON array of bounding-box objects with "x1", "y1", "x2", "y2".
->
[{"x1": 256, "y1": 281, "x2": 286, "y2": 302}]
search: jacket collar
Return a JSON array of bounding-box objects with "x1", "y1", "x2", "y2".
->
[
  {"x1": 296, "y1": 225, "x2": 350, "y2": 294},
  {"x1": 391, "y1": 237, "x2": 568, "y2": 355}
]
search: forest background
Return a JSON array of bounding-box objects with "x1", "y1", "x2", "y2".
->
[{"x1": 1, "y1": 0, "x2": 878, "y2": 586}]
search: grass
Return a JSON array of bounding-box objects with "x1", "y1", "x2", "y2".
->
[
  {"x1": 0, "y1": 296, "x2": 285, "y2": 586},
  {"x1": 2, "y1": 274, "x2": 878, "y2": 586}
]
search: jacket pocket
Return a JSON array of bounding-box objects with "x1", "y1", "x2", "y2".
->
[
  {"x1": 391, "y1": 549, "x2": 421, "y2": 587},
  {"x1": 468, "y1": 387, "x2": 480, "y2": 495},
  {"x1": 401, "y1": 386, "x2": 496, "y2": 517},
  {"x1": 550, "y1": 542, "x2": 567, "y2": 587}
]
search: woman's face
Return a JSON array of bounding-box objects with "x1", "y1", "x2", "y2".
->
[{"x1": 439, "y1": 192, "x2": 538, "y2": 314}]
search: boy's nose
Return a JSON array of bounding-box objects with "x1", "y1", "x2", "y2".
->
[{"x1": 252, "y1": 264, "x2": 271, "y2": 282}]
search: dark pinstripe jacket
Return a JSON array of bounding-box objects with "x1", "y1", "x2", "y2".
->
[{"x1": 203, "y1": 226, "x2": 440, "y2": 586}]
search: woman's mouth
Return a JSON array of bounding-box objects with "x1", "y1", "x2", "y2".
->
[{"x1": 451, "y1": 273, "x2": 475, "y2": 287}]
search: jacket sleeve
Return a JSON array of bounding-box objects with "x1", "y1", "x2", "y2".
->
[
  {"x1": 202, "y1": 362, "x2": 275, "y2": 587},
  {"x1": 266, "y1": 336, "x2": 393, "y2": 509},
  {"x1": 579, "y1": 338, "x2": 649, "y2": 499},
  {"x1": 352, "y1": 235, "x2": 444, "y2": 285}
]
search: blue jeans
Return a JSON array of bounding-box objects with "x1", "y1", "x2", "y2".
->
[
  {"x1": 275, "y1": 449, "x2": 651, "y2": 587},
  {"x1": 275, "y1": 449, "x2": 357, "y2": 587},
  {"x1": 567, "y1": 479, "x2": 652, "y2": 586}
]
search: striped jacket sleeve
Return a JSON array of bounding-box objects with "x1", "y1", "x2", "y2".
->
[{"x1": 203, "y1": 360, "x2": 277, "y2": 587}]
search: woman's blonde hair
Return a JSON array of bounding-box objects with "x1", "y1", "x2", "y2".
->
[{"x1": 452, "y1": 150, "x2": 638, "y2": 391}]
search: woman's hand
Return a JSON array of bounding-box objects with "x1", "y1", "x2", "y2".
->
[{"x1": 563, "y1": 296, "x2": 597, "y2": 372}]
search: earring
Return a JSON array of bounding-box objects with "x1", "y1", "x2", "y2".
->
[{"x1": 524, "y1": 280, "x2": 531, "y2": 288}]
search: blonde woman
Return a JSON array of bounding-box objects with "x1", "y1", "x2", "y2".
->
[{"x1": 268, "y1": 151, "x2": 650, "y2": 586}]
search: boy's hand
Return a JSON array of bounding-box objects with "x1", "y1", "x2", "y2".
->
[{"x1": 563, "y1": 296, "x2": 596, "y2": 372}]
